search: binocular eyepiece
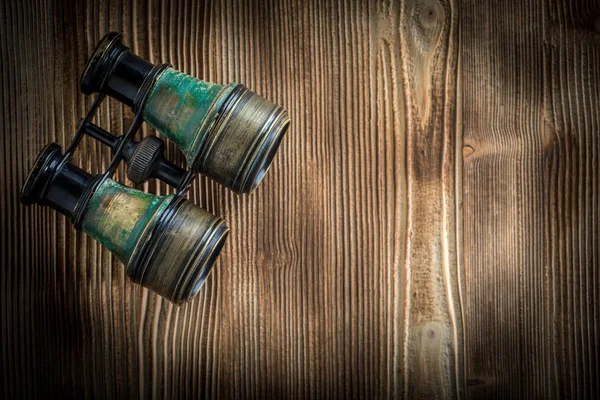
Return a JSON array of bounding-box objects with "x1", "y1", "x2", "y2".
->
[
  {"x1": 21, "y1": 33, "x2": 289, "y2": 304},
  {"x1": 81, "y1": 32, "x2": 289, "y2": 194}
]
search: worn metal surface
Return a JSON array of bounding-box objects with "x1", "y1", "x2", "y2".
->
[
  {"x1": 143, "y1": 68, "x2": 290, "y2": 194},
  {"x1": 194, "y1": 85, "x2": 290, "y2": 194},
  {"x1": 81, "y1": 178, "x2": 229, "y2": 303},
  {"x1": 79, "y1": 33, "x2": 291, "y2": 195},
  {"x1": 81, "y1": 178, "x2": 171, "y2": 262},
  {"x1": 132, "y1": 197, "x2": 230, "y2": 304},
  {"x1": 143, "y1": 67, "x2": 235, "y2": 166}
]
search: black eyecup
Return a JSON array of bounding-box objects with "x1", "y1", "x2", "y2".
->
[
  {"x1": 20, "y1": 143, "x2": 62, "y2": 206},
  {"x1": 80, "y1": 32, "x2": 124, "y2": 95},
  {"x1": 21, "y1": 143, "x2": 95, "y2": 220}
]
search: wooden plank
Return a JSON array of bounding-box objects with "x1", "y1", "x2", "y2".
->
[
  {"x1": 395, "y1": 0, "x2": 465, "y2": 397},
  {"x1": 462, "y1": 0, "x2": 600, "y2": 398},
  {"x1": 2, "y1": 0, "x2": 462, "y2": 397},
  {"x1": 6, "y1": 0, "x2": 599, "y2": 398}
]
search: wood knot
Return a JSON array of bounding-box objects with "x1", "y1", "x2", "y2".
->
[
  {"x1": 408, "y1": 0, "x2": 446, "y2": 56},
  {"x1": 413, "y1": 0, "x2": 445, "y2": 33},
  {"x1": 419, "y1": 1, "x2": 443, "y2": 30},
  {"x1": 462, "y1": 145, "x2": 474, "y2": 158},
  {"x1": 418, "y1": 321, "x2": 443, "y2": 346}
]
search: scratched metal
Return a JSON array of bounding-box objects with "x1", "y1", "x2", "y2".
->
[
  {"x1": 142, "y1": 68, "x2": 290, "y2": 194},
  {"x1": 136, "y1": 198, "x2": 229, "y2": 304},
  {"x1": 81, "y1": 178, "x2": 172, "y2": 262},
  {"x1": 142, "y1": 67, "x2": 235, "y2": 166},
  {"x1": 81, "y1": 178, "x2": 228, "y2": 303},
  {"x1": 195, "y1": 86, "x2": 290, "y2": 194}
]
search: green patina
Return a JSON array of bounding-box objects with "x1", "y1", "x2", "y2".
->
[
  {"x1": 81, "y1": 179, "x2": 173, "y2": 263},
  {"x1": 142, "y1": 67, "x2": 237, "y2": 165}
]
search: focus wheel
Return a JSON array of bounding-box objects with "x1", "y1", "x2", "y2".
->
[{"x1": 127, "y1": 136, "x2": 163, "y2": 184}]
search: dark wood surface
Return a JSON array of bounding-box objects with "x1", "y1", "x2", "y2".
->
[
  {"x1": 1, "y1": 0, "x2": 598, "y2": 398},
  {"x1": 462, "y1": 1, "x2": 600, "y2": 398}
]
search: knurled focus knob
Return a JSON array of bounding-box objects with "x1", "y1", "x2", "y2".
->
[{"x1": 127, "y1": 136, "x2": 164, "y2": 184}]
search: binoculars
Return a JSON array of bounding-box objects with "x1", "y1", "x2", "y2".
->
[{"x1": 21, "y1": 33, "x2": 289, "y2": 304}]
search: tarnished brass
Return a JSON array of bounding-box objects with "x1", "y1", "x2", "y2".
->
[
  {"x1": 21, "y1": 144, "x2": 229, "y2": 304},
  {"x1": 128, "y1": 197, "x2": 229, "y2": 303},
  {"x1": 82, "y1": 179, "x2": 229, "y2": 303},
  {"x1": 81, "y1": 33, "x2": 290, "y2": 193}
]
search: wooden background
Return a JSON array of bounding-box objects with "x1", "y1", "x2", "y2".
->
[{"x1": 1, "y1": 0, "x2": 599, "y2": 398}]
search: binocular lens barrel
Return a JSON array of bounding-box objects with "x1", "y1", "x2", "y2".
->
[
  {"x1": 21, "y1": 144, "x2": 228, "y2": 304},
  {"x1": 129, "y1": 197, "x2": 229, "y2": 303},
  {"x1": 81, "y1": 32, "x2": 289, "y2": 193}
]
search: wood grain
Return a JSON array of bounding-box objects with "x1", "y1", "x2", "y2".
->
[
  {"x1": 1, "y1": 0, "x2": 598, "y2": 398},
  {"x1": 0, "y1": 0, "x2": 420, "y2": 398},
  {"x1": 462, "y1": 0, "x2": 600, "y2": 398},
  {"x1": 396, "y1": 0, "x2": 465, "y2": 397}
]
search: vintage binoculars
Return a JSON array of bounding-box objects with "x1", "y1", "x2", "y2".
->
[{"x1": 21, "y1": 33, "x2": 289, "y2": 304}]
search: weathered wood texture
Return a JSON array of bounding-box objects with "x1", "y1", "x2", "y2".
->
[
  {"x1": 462, "y1": 0, "x2": 600, "y2": 398},
  {"x1": 0, "y1": 0, "x2": 597, "y2": 398}
]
